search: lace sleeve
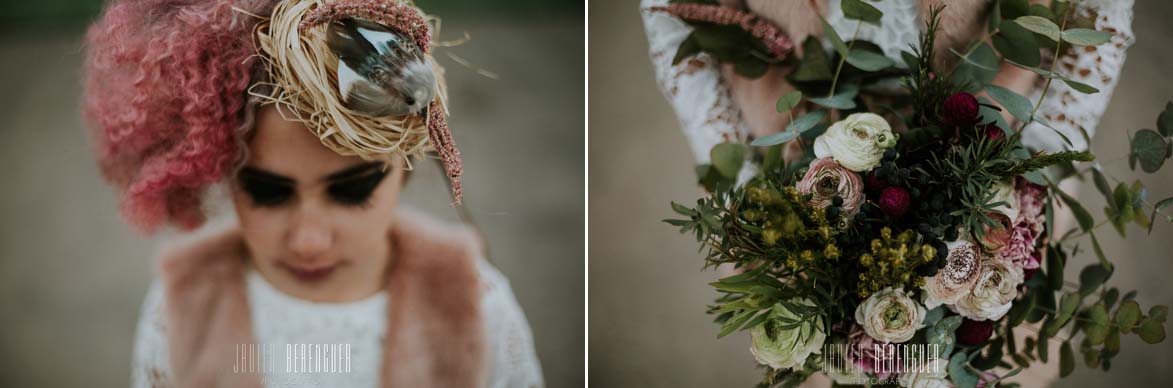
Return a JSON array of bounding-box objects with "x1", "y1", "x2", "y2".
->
[
  {"x1": 640, "y1": 0, "x2": 751, "y2": 163},
  {"x1": 1020, "y1": 0, "x2": 1135, "y2": 152},
  {"x1": 130, "y1": 279, "x2": 173, "y2": 388},
  {"x1": 478, "y1": 260, "x2": 545, "y2": 388}
]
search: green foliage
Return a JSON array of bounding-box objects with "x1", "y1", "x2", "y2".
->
[
  {"x1": 775, "y1": 91, "x2": 803, "y2": 113},
  {"x1": 1130, "y1": 129, "x2": 1170, "y2": 173},
  {"x1": 841, "y1": 0, "x2": 882, "y2": 25},
  {"x1": 711, "y1": 142, "x2": 747, "y2": 178}
]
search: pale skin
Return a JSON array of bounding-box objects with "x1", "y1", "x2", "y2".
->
[{"x1": 229, "y1": 104, "x2": 407, "y2": 303}]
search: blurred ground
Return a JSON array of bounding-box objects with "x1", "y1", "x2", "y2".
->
[
  {"x1": 588, "y1": 0, "x2": 1173, "y2": 387},
  {"x1": 0, "y1": 11, "x2": 583, "y2": 388}
]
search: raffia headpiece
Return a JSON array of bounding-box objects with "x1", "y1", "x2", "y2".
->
[{"x1": 252, "y1": 0, "x2": 463, "y2": 203}]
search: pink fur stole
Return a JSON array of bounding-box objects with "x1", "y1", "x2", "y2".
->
[{"x1": 158, "y1": 208, "x2": 487, "y2": 388}]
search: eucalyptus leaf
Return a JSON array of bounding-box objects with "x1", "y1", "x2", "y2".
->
[
  {"x1": 1002, "y1": 0, "x2": 1030, "y2": 20},
  {"x1": 1060, "y1": 341, "x2": 1074, "y2": 377},
  {"x1": 1087, "y1": 303, "x2": 1111, "y2": 345},
  {"x1": 1015, "y1": 15, "x2": 1061, "y2": 42},
  {"x1": 787, "y1": 110, "x2": 828, "y2": 133},
  {"x1": 1115, "y1": 300, "x2": 1141, "y2": 333},
  {"x1": 750, "y1": 111, "x2": 828, "y2": 147},
  {"x1": 986, "y1": 85, "x2": 1033, "y2": 122},
  {"x1": 1061, "y1": 28, "x2": 1113, "y2": 46},
  {"x1": 847, "y1": 48, "x2": 895, "y2": 71},
  {"x1": 993, "y1": 20, "x2": 1041, "y2": 67},
  {"x1": 1092, "y1": 166, "x2": 1112, "y2": 198},
  {"x1": 1151, "y1": 305, "x2": 1169, "y2": 322},
  {"x1": 923, "y1": 305, "x2": 946, "y2": 326},
  {"x1": 953, "y1": 43, "x2": 999, "y2": 89},
  {"x1": 949, "y1": 352, "x2": 980, "y2": 388},
  {"x1": 1158, "y1": 102, "x2": 1173, "y2": 137},
  {"x1": 1055, "y1": 292, "x2": 1080, "y2": 328},
  {"x1": 776, "y1": 91, "x2": 803, "y2": 113},
  {"x1": 1062, "y1": 79, "x2": 1100, "y2": 94},
  {"x1": 1057, "y1": 189, "x2": 1094, "y2": 232},
  {"x1": 1131, "y1": 129, "x2": 1169, "y2": 173},
  {"x1": 1079, "y1": 263, "x2": 1111, "y2": 298},
  {"x1": 1137, "y1": 317, "x2": 1166, "y2": 344},
  {"x1": 792, "y1": 37, "x2": 834, "y2": 81},
  {"x1": 842, "y1": 0, "x2": 883, "y2": 24},
  {"x1": 821, "y1": 17, "x2": 849, "y2": 58},
  {"x1": 710, "y1": 143, "x2": 747, "y2": 179},
  {"x1": 810, "y1": 84, "x2": 859, "y2": 110}
]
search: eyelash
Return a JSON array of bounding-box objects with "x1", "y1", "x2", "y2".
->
[
  {"x1": 327, "y1": 171, "x2": 388, "y2": 207},
  {"x1": 239, "y1": 171, "x2": 388, "y2": 208},
  {"x1": 239, "y1": 177, "x2": 294, "y2": 208}
]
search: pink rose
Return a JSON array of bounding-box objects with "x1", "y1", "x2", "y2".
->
[
  {"x1": 798, "y1": 158, "x2": 865, "y2": 217},
  {"x1": 878, "y1": 186, "x2": 911, "y2": 217}
]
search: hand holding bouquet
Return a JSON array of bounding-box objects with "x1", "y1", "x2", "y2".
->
[{"x1": 661, "y1": 2, "x2": 1172, "y2": 387}]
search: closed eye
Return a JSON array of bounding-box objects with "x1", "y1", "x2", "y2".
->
[
  {"x1": 238, "y1": 169, "x2": 295, "y2": 207},
  {"x1": 327, "y1": 170, "x2": 388, "y2": 207}
]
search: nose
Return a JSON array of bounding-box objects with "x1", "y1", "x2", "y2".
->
[{"x1": 288, "y1": 212, "x2": 332, "y2": 260}]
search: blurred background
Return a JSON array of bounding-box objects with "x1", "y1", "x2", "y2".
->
[
  {"x1": 590, "y1": 0, "x2": 1173, "y2": 387},
  {"x1": 0, "y1": 0, "x2": 582, "y2": 387}
]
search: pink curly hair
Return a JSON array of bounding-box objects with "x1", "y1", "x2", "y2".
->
[{"x1": 84, "y1": 0, "x2": 280, "y2": 234}]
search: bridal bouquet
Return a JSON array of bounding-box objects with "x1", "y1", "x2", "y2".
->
[{"x1": 661, "y1": 1, "x2": 1171, "y2": 387}]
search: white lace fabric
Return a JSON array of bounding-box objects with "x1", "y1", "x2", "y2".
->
[
  {"x1": 641, "y1": 0, "x2": 1135, "y2": 157},
  {"x1": 129, "y1": 259, "x2": 545, "y2": 388}
]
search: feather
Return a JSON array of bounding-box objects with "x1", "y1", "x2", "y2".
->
[{"x1": 326, "y1": 18, "x2": 435, "y2": 117}]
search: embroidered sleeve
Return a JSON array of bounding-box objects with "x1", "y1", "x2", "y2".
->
[
  {"x1": 478, "y1": 260, "x2": 545, "y2": 388},
  {"x1": 640, "y1": 0, "x2": 751, "y2": 164},
  {"x1": 1020, "y1": 0, "x2": 1135, "y2": 152},
  {"x1": 130, "y1": 280, "x2": 173, "y2": 388}
]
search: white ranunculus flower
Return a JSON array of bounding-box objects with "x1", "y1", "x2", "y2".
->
[
  {"x1": 813, "y1": 113, "x2": 897, "y2": 172},
  {"x1": 899, "y1": 358, "x2": 953, "y2": 388},
  {"x1": 749, "y1": 298, "x2": 827, "y2": 370},
  {"x1": 952, "y1": 256, "x2": 1024, "y2": 321},
  {"x1": 922, "y1": 240, "x2": 983, "y2": 309},
  {"x1": 854, "y1": 287, "x2": 926, "y2": 343}
]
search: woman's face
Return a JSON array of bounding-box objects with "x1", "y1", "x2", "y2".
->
[{"x1": 231, "y1": 105, "x2": 404, "y2": 302}]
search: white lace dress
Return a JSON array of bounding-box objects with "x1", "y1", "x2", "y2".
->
[
  {"x1": 641, "y1": 0, "x2": 1135, "y2": 158},
  {"x1": 129, "y1": 259, "x2": 545, "y2": 388}
]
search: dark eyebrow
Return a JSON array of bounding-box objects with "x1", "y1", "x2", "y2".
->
[
  {"x1": 239, "y1": 166, "x2": 295, "y2": 185},
  {"x1": 323, "y1": 162, "x2": 386, "y2": 182}
]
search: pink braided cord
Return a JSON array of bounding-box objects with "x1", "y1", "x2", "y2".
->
[
  {"x1": 648, "y1": 3, "x2": 793, "y2": 58},
  {"x1": 425, "y1": 100, "x2": 463, "y2": 205}
]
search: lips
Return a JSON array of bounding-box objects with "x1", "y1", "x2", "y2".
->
[{"x1": 281, "y1": 262, "x2": 339, "y2": 283}]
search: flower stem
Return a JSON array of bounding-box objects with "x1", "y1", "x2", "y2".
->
[{"x1": 827, "y1": 21, "x2": 863, "y2": 99}]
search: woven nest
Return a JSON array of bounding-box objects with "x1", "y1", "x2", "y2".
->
[{"x1": 250, "y1": 0, "x2": 463, "y2": 201}]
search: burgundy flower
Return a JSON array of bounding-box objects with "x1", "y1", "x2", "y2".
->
[
  {"x1": 943, "y1": 92, "x2": 980, "y2": 126},
  {"x1": 878, "y1": 186, "x2": 911, "y2": 217},
  {"x1": 956, "y1": 318, "x2": 996, "y2": 346},
  {"x1": 1023, "y1": 266, "x2": 1038, "y2": 281},
  {"x1": 984, "y1": 123, "x2": 1004, "y2": 140},
  {"x1": 866, "y1": 171, "x2": 888, "y2": 191}
]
